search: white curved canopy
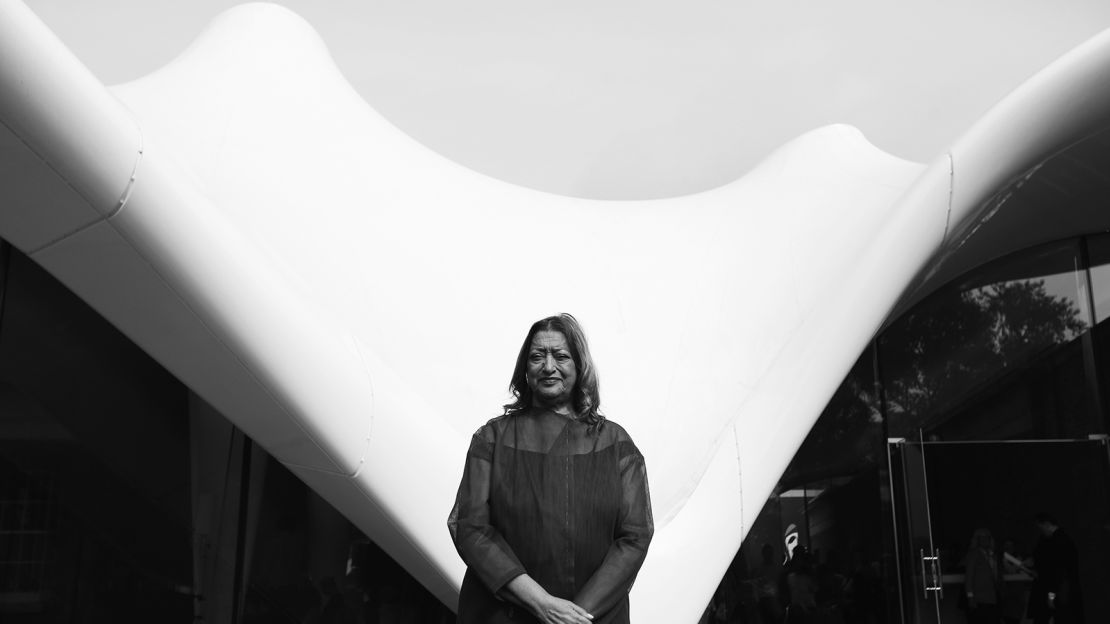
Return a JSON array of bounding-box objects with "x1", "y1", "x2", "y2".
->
[{"x1": 4, "y1": 1, "x2": 1110, "y2": 621}]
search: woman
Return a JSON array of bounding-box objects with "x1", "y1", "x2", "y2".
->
[
  {"x1": 448, "y1": 314, "x2": 654, "y2": 624},
  {"x1": 964, "y1": 528, "x2": 1000, "y2": 624}
]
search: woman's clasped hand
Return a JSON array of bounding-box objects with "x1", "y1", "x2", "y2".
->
[
  {"x1": 536, "y1": 597, "x2": 594, "y2": 624},
  {"x1": 505, "y1": 574, "x2": 593, "y2": 624}
]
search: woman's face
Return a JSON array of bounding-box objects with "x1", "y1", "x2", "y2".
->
[{"x1": 525, "y1": 330, "x2": 577, "y2": 411}]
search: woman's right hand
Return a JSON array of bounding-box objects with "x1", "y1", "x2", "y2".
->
[
  {"x1": 504, "y1": 574, "x2": 593, "y2": 624},
  {"x1": 533, "y1": 595, "x2": 593, "y2": 624}
]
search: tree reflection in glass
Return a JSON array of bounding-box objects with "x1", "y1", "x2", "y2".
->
[{"x1": 879, "y1": 240, "x2": 1091, "y2": 440}]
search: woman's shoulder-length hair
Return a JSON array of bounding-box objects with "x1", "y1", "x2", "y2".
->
[{"x1": 503, "y1": 313, "x2": 604, "y2": 432}]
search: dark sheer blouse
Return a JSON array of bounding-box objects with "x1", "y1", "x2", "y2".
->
[{"x1": 448, "y1": 409, "x2": 653, "y2": 624}]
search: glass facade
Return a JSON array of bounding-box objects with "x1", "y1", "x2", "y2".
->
[
  {"x1": 880, "y1": 239, "x2": 1096, "y2": 442},
  {"x1": 709, "y1": 353, "x2": 892, "y2": 624},
  {"x1": 711, "y1": 235, "x2": 1110, "y2": 624},
  {"x1": 0, "y1": 244, "x2": 454, "y2": 623}
]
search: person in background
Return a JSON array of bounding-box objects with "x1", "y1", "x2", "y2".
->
[
  {"x1": 1026, "y1": 513, "x2": 1082, "y2": 624},
  {"x1": 783, "y1": 547, "x2": 818, "y2": 624},
  {"x1": 963, "y1": 528, "x2": 1000, "y2": 624},
  {"x1": 755, "y1": 544, "x2": 784, "y2": 624}
]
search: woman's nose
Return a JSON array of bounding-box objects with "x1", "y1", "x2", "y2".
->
[{"x1": 542, "y1": 354, "x2": 557, "y2": 371}]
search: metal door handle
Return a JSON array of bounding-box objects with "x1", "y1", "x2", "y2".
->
[{"x1": 920, "y1": 548, "x2": 943, "y2": 599}]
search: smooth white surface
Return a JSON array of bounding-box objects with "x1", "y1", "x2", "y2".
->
[
  {"x1": 0, "y1": 0, "x2": 140, "y2": 251},
  {"x1": 23, "y1": 0, "x2": 1110, "y2": 200},
  {"x1": 0, "y1": 0, "x2": 139, "y2": 217},
  {"x1": 5, "y1": 1, "x2": 1110, "y2": 621},
  {"x1": 0, "y1": 123, "x2": 99, "y2": 251}
]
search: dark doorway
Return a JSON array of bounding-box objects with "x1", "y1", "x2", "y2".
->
[{"x1": 889, "y1": 438, "x2": 1110, "y2": 624}]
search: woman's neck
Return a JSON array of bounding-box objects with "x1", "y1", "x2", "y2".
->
[{"x1": 533, "y1": 400, "x2": 574, "y2": 417}]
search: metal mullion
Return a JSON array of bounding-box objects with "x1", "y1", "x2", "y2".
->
[
  {"x1": 1078, "y1": 236, "x2": 1106, "y2": 434},
  {"x1": 884, "y1": 440, "x2": 907, "y2": 623}
]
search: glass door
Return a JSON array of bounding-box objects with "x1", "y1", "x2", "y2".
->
[
  {"x1": 888, "y1": 436, "x2": 946, "y2": 624},
  {"x1": 888, "y1": 437, "x2": 1110, "y2": 624}
]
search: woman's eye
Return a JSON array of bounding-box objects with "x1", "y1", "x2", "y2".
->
[{"x1": 556, "y1": 354, "x2": 570, "y2": 361}]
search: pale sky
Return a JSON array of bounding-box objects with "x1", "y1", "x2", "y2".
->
[{"x1": 24, "y1": 0, "x2": 1110, "y2": 199}]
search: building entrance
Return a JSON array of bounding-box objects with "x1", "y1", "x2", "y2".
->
[{"x1": 887, "y1": 437, "x2": 1110, "y2": 624}]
